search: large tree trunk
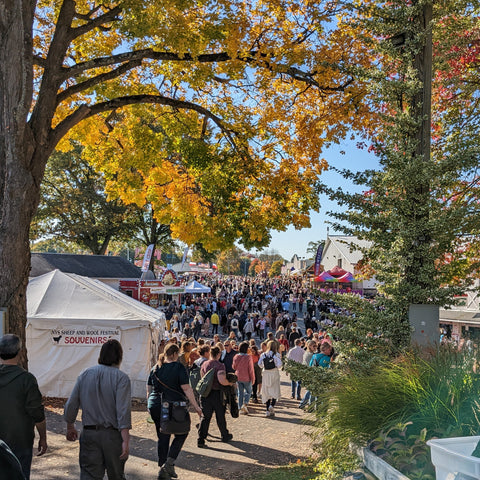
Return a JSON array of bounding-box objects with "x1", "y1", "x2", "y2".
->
[{"x1": 0, "y1": 1, "x2": 44, "y2": 368}]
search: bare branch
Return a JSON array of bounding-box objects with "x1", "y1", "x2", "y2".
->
[{"x1": 33, "y1": 54, "x2": 47, "y2": 68}]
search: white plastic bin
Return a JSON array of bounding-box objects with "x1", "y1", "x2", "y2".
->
[{"x1": 427, "y1": 436, "x2": 480, "y2": 480}]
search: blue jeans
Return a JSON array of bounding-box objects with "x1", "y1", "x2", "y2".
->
[
  {"x1": 237, "y1": 381, "x2": 252, "y2": 409},
  {"x1": 291, "y1": 380, "x2": 301, "y2": 398},
  {"x1": 299, "y1": 390, "x2": 311, "y2": 407}
]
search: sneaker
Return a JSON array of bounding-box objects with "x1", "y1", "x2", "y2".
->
[
  {"x1": 265, "y1": 410, "x2": 271, "y2": 417},
  {"x1": 157, "y1": 467, "x2": 171, "y2": 480},
  {"x1": 297, "y1": 396, "x2": 302, "y2": 400},
  {"x1": 163, "y1": 460, "x2": 178, "y2": 479},
  {"x1": 222, "y1": 433, "x2": 233, "y2": 442},
  {"x1": 197, "y1": 439, "x2": 207, "y2": 448},
  {"x1": 268, "y1": 405, "x2": 275, "y2": 416},
  {"x1": 241, "y1": 405, "x2": 249, "y2": 415}
]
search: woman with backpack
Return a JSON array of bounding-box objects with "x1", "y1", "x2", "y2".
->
[{"x1": 258, "y1": 340, "x2": 282, "y2": 417}]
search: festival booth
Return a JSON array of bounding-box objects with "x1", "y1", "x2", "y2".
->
[
  {"x1": 185, "y1": 280, "x2": 211, "y2": 294},
  {"x1": 26, "y1": 270, "x2": 165, "y2": 398},
  {"x1": 314, "y1": 266, "x2": 356, "y2": 293},
  {"x1": 119, "y1": 268, "x2": 185, "y2": 309}
]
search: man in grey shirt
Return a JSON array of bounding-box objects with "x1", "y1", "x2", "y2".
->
[{"x1": 64, "y1": 339, "x2": 131, "y2": 480}]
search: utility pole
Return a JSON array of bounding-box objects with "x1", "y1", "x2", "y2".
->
[
  {"x1": 415, "y1": 2, "x2": 432, "y2": 166},
  {"x1": 409, "y1": 2, "x2": 439, "y2": 346}
]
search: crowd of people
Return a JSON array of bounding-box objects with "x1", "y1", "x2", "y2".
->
[
  {"x1": 162, "y1": 275, "x2": 342, "y2": 343},
  {"x1": 0, "y1": 275, "x2": 341, "y2": 480}
]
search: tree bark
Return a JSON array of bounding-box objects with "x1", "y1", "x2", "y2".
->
[{"x1": 0, "y1": 1, "x2": 46, "y2": 368}]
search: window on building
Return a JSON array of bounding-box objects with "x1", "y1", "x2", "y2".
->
[{"x1": 337, "y1": 259, "x2": 342, "y2": 268}]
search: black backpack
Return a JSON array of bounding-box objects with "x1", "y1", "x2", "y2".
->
[{"x1": 263, "y1": 354, "x2": 276, "y2": 370}]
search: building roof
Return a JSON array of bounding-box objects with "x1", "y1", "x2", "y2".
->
[
  {"x1": 30, "y1": 252, "x2": 142, "y2": 278},
  {"x1": 324, "y1": 236, "x2": 373, "y2": 265}
]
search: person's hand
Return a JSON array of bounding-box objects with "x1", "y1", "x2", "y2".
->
[
  {"x1": 66, "y1": 424, "x2": 78, "y2": 441},
  {"x1": 37, "y1": 437, "x2": 48, "y2": 456},
  {"x1": 195, "y1": 405, "x2": 203, "y2": 418},
  {"x1": 119, "y1": 441, "x2": 129, "y2": 460}
]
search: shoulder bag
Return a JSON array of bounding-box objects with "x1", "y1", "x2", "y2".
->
[{"x1": 154, "y1": 367, "x2": 191, "y2": 435}]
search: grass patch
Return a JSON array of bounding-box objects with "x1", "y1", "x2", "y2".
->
[{"x1": 246, "y1": 460, "x2": 317, "y2": 480}]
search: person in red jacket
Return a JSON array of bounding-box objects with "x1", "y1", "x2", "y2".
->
[
  {"x1": 278, "y1": 334, "x2": 289, "y2": 358},
  {"x1": 232, "y1": 342, "x2": 255, "y2": 415}
]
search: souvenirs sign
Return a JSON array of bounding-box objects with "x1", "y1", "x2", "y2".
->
[{"x1": 50, "y1": 327, "x2": 121, "y2": 346}]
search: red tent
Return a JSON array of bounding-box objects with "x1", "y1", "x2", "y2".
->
[{"x1": 328, "y1": 265, "x2": 348, "y2": 277}]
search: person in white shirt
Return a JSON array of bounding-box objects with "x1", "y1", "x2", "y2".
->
[
  {"x1": 286, "y1": 338, "x2": 304, "y2": 400},
  {"x1": 258, "y1": 341, "x2": 282, "y2": 417}
]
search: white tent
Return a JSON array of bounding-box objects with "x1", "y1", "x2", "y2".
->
[
  {"x1": 26, "y1": 270, "x2": 165, "y2": 398},
  {"x1": 184, "y1": 280, "x2": 211, "y2": 294}
]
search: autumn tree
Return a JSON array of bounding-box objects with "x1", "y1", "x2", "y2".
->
[
  {"x1": 0, "y1": 0, "x2": 374, "y2": 359},
  {"x1": 248, "y1": 258, "x2": 260, "y2": 277},
  {"x1": 216, "y1": 247, "x2": 243, "y2": 275},
  {"x1": 269, "y1": 260, "x2": 284, "y2": 277},
  {"x1": 328, "y1": 0, "x2": 480, "y2": 326}
]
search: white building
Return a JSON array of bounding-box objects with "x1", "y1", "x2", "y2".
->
[{"x1": 321, "y1": 235, "x2": 376, "y2": 293}]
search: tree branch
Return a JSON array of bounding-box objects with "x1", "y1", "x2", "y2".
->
[
  {"x1": 63, "y1": 49, "x2": 233, "y2": 79},
  {"x1": 57, "y1": 59, "x2": 143, "y2": 104},
  {"x1": 69, "y1": 5, "x2": 122, "y2": 41},
  {"x1": 61, "y1": 48, "x2": 350, "y2": 93},
  {"x1": 49, "y1": 95, "x2": 235, "y2": 149}
]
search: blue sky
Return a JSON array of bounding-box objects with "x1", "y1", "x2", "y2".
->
[{"x1": 265, "y1": 138, "x2": 379, "y2": 261}]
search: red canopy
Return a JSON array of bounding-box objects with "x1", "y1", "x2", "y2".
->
[{"x1": 328, "y1": 265, "x2": 348, "y2": 277}]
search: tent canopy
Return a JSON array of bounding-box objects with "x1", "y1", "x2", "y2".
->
[
  {"x1": 328, "y1": 265, "x2": 349, "y2": 277},
  {"x1": 26, "y1": 270, "x2": 164, "y2": 398},
  {"x1": 28, "y1": 269, "x2": 163, "y2": 327},
  {"x1": 336, "y1": 272, "x2": 355, "y2": 283},
  {"x1": 314, "y1": 271, "x2": 335, "y2": 282},
  {"x1": 185, "y1": 280, "x2": 211, "y2": 294}
]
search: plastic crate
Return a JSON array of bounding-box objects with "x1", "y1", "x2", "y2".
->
[{"x1": 427, "y1": 436, "x2": 480, "y2": 480}]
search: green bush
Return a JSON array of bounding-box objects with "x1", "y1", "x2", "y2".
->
[{"x1": 291, "y1": 293, "x2": 480, "y2": 478}]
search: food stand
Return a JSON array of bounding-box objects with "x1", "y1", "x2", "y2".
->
[{"x1": 119, "y1": 268, "x2": 185, "y2": 308}]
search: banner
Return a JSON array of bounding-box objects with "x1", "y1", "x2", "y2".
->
[
  {"x1": 314, "y1": 243, "x2": 324, "y2": 276},
  {"x1": 141, "y1": 244, "x2": 154, "y2": 272},
  {"x1": 50, "y1": 327, "x2": 121, "y2": 346},
  {"x1": 180, "y1": 246, "x2": 189, "y2": 269}
]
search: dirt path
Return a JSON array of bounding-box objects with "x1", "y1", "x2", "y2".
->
[{"x1": 31, "y1": 370, "x2": 316, "y2": 480}]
